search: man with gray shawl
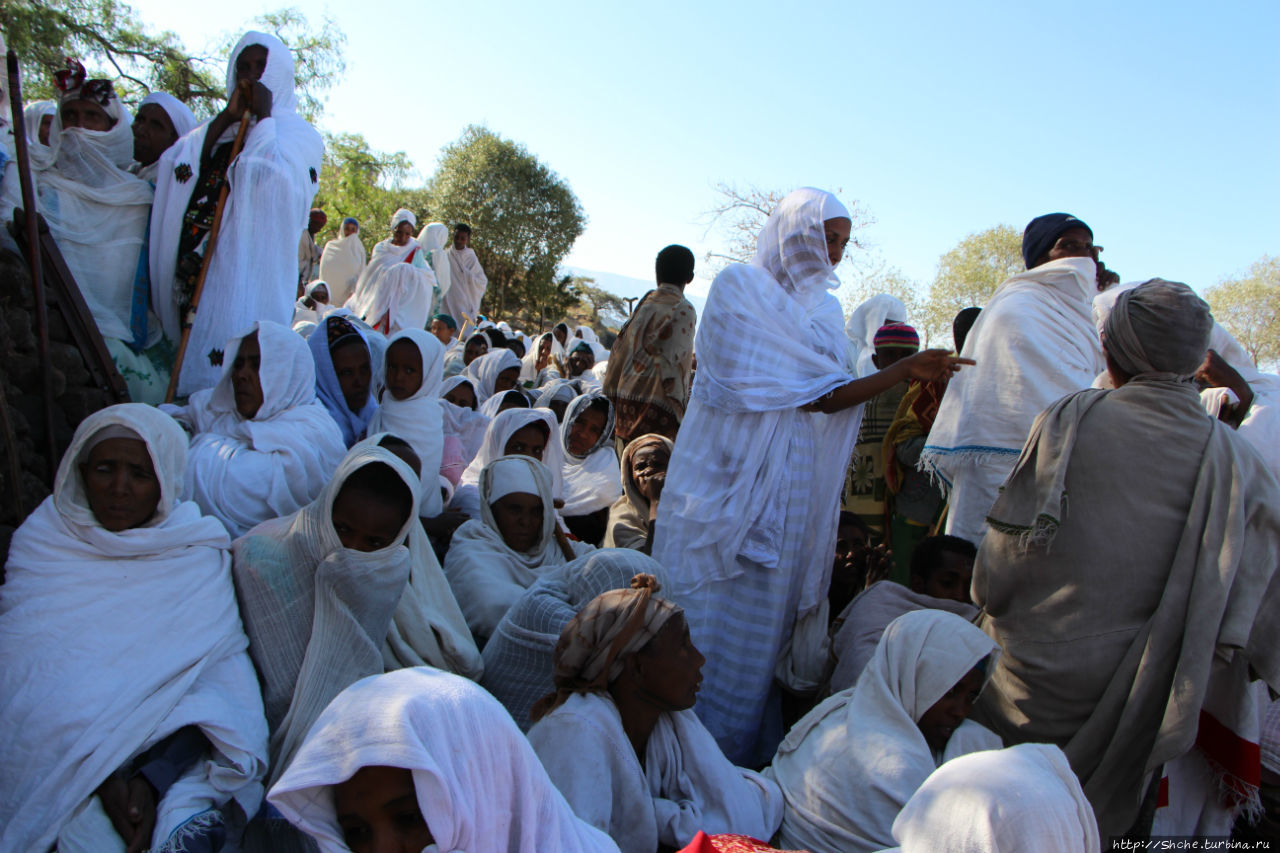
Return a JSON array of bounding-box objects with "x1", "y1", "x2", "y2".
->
[{"x1": 971, "y1": 280, "x2": 1280, "y2": 840}]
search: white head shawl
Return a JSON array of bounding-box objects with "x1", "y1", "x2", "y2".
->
[
  {"x1": 180, "y1": 320, "x2": 346, "y2": 536},
  {"x1": 0, "y1": 403, "x2": 267, "y2": 852},
  {"x1": 480, "y1": 388, "x2": 531, "y2": 419},
  {"x1": 267, "y1": 667, "x2": 620, "y2": 853},
  {"x1": 390, "y1": 207, "x2": 417, "y2": 230},
  {"x1": 138, "y1": 91, "x2": 198, "y2": 141},
  {"x1": 465, "y1": 347, "x2": 523, "y2": 402},
  {"x1": 226, "y1": 31, "x2": 299, "y2": 116},
  {"x1": 459, "y1": 407, "x2": 564, "y2": 500},
  {"x1": 368, "y1": 329, "x2": 447, "y2": 516},
  {"x1": 768, "y1": 609, "x2": 1000, "y2": 853},
  {"x1": 417, "y1": 221, "x2": 453, "y2": 300},
  {"x1": 536, "y1": 378, "x2": 580, "y2": 412},
  {"x1": 521, "y1": 332, "x2": 553, "y2": 384},
  {"x1": 886, "y1": 744, "x2": 1100, "y2": 853},
  {"x1": 479, "y1": 454, "x2": 559, "y2": 559},
  {"x1": 438, "y1": 375, "x2": 489, "y2": 464},
  {"x1": 560, "y1": 393, "x2": 623, "y2": 516},
  {"x1": 753, "y1": 186, "x2": 846, "y2": 306},
  {"x1": 846, "y1": 293, "x2": 910, "y2": 379},
  {"x1": 349, "y1": 260, "x2": 434, "y2": 335}
]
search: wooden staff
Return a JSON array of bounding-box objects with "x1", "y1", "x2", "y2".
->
[
  {"x1": 163, "y1": 91, "x2": 254, "y2": 403},
  {"x1": 6, "y1": 49, "x2": 58, "y2": 480},
  {"x1": 553, "y1": 522, "x2": 577, "y2": 562}
]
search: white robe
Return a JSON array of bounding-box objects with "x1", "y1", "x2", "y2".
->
[
  {"x1": 150, "y1": 32, "x2": 324, "y2": 396},
  {"x1": 561, "y1": 392, "x2": 623, "y2": 516},
  {"x1": 530, "y1": 692, "x2": 783, "y2": 853},
  {"x1": 317, "y1": 231, "x2": 366, "y2": 307},
  {"x1": 440, "y1": 244, "x2": 488, "y2": 323},
  {"x1": 367, "y1": 329, "x2": 447, "y2": 516}
]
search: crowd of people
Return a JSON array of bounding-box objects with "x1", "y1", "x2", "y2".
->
[{"x1": 2, "y1": 28, "x2": 1279, "y2": 853}]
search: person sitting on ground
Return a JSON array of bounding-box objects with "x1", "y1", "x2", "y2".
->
[
  {"x1": 766, "y1": 609, "x2": 1001, "y2": 853},
  {"x1": 267, "y1": 667, "x2": 620, "y2": 853},
  {"x1": 825, "y1": 511, "x2": 886, "y2": 624},
  {"x1": 480, "y1": 387, "x2": 532, "y2": 418},
  {"x1": 536, "y1": 378, "x2": 580, "y2": 422},
  {"x1": 482, "y1": 550, "x2": 667, "y2": 731},
  {"x1": 444, "y1": 330, "x2": 489, "y2": 378},
  {"x1": 438, "y1": 375, "x2": 488, "y2": 468},
  {"x1": 881, "y1": 744, "x2": 1100, "y2": 853},
  {"x1": 466, "y1": 347, "x2": 523, "y2": 404},
  {"x1": 292, "y1": 279, "x2": 334, "y2": 328},
  {"x1": 449, "y1": 407, "x2": 565, "y2": 520},
  {"x1": 166, "y1": 320, "x2": 345, "y2": 537},
  {"x1": 444, "y1": 454, "x2": 592, "y2": 645},
  {"x1": 528, "y1": 575, "x2": 784, "y2": 853},
  {"x1": 604, "y1": 434, "x2": 674, "y2": 552},
  {"x1": 232, "y1": 444, "x2": 419, "y2": 851},
  {"x1": 828, "y1": 535, "x2": 978, "y2": 693},
  {"x1": 309, "y1": 314, "x2": 377, "y2": 448},
  {"x1": 550, "y1": 321, "x2": 572, "y2": 373},
  {"x1": 429, "y1": 311, "x2": 459, "y2": 353},
  {"x1": 0, "y1": 404, "x2": 267, "y2": 853},
  {"x1": 603, "y1": 244, "x2": 698, "y2": 443},
  {"x1": 130, "y1": 92, "x2": 197, "y2": 184},
  {"x1": 522, "y1": 331, "x2": 555, "y2": 388},
  {"x1": 317, "y1": 217, "x2": 365, "y2": 307},
  {"x1": 560, "y1": 393, "x2": 624, "y2": 546},
  {"x1": 567, "y1": 340, "x2": 602, "y2": 390}
]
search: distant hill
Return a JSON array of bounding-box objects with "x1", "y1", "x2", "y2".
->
[{"x1": 563, "y1": 266, "x2": 707, "y2": 320}]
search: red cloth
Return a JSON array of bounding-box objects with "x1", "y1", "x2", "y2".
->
[{"x1": 677, "y1": 831, "x2": 810, "y2": 852}]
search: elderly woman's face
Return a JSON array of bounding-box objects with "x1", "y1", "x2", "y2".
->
[
  {"x1": 824, "y1": 217, "x2": 852, "y2": 266},
  {"x1": 631, "y1": 444, "x2": 669, "y2": 502},
  {"x1": 61, "y1": 98, "x2": 114, "y2": 132},
  {"x1": 80, "y1": 437, "x2": 161, "y2": 531},
  {"x1": 232, "y1": 332, "x2": 265, "y2": 419},
  {"x1": 634, "y1": 613, "x2": 705, "y2": 711},
  {"x1": 391, "y1": 221, "x2": 414, "y2": 247},
  {"x1": 491, "y1": 491, "x2": 543, "y2": 552}
]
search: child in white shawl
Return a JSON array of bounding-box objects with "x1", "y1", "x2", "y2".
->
[
  {"x1": 444, "y1": 455, "x2": 593, "y2": 645},
  {"x1": 439, "y1": 374, "x2": 488, "y2": 467},
  {"x1": 528, "y1": 575, "x2": 784, "y2": 853},
  {"x1": 0, "y1": 404, "x2": 267, "y2": 853},
  {"x1": 367, "y1": 329, "x2": 449, "y2": 516},
  {"x1": 167, "y1": 320, "x2": 345, "y2": 537},
  {"x1": 450, "y1": 407, "x2": 565, "y2": 519},
  {"x1": 879, "y1": 744, "x2": 1100, "y2": 853},
  {"x1": 766, "y1": 609, "x2": 1002, "y2": 853},
  {"x1": 560, "y1": 392, "x2": 624, "y2": 546},
  {"x1": 267, "y1": 667, "x2": 620, "y2": 853},
  {"x1": 232, "y1": 444, "x2": 419, "y2": 796},
  {"x1": 480, "y1": 387, "x2": 532, "y2": 418},
  {"x1": 465, "y1": 347, "x2": 523, "y2": 403}
]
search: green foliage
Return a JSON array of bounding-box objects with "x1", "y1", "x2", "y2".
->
[
  {"x1": 921, "y1": 225, "x2": 1023, "y2": 345},
  {"x1": 425, "y1": 125, "x2": 586, "y2": 322},
  {"x1": 839, "y1": 260, "x2": 930, "y2": 344},
  {"x1": 311, "y1": 132, "x2": 418, "y2": 252},
  {"x1": 568, "y1": 278, "x2": 628, "y2": 332},
  {"x1": 3, "y1": 1, "x2": 344, "y2": 120},
  {"x1": 1206, "y1": 255, "x2": 1280, "y2": 367}
]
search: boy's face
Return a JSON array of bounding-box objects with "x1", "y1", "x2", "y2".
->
[
  {"x1": 871, "y1": 346, "x2": 916, "y2": 371},
  {"x1": 911, "y1": 550, "x2": 974, "y2": 604}
]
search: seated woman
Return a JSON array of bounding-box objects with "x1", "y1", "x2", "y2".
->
[
  {"x1": 881, "y1": 744, "x2": 1099, "y2": 853},
  {"x1": 367, "y1": 329, "x2": 451, "y2": 517},
  {"x1": 232, "y1": 443, "x2": 418, "y2": 796},
  {"x1": 605, "y1": 434, "x2": 674, "y2": 551},
  {"x1": 443, "y1": 330, "x2": 489, "y2": 378},
  {"x1": 266, "y1": 667, "x2": 619, "y2": 853},
  {"x1": 167, "y1": 320, "x2": 346, "y2": 537},
  {"x1": 521, "y1": 331, "x2": 555, "y2": 387},
  {"x1": 292, "y1": 279, "x2": 334, "y2": 329},
  {"x1": 0, "y1": 404, "x2": 267, "y2": 853},
  {"x1": 480, "y1": 387, "x2": 532, "y2": 418},
  {"x1": 765, "y1": 609, "x2": 1002, "y2": 853},
  {"x1": 482, "y1": 549, "x2": 664, "y2": 731},
  {"x1": 444, "y1": 455, "x2": 592, "y2": 646},
  {"x1": 438, "y1": 375, "x2": 489, "y2": 470},
  {"x1": 560, "y1": 393, "x2": 623, "y2": 546},
  {"x1": 465, "y1": 347, "x2": 523, "y2": 404},
  {"x1": 449, "y1": 407, "x2": 565, "y2": 519},
  {"x1": 536, "y1": 378, "x2": 580, "y2": 422},
  {"x1": 527, "y1": 575, "x2": 783, "y2": 853},
  {"x1": 309, "y1": 314, "x2": 378, "y2": 447},
  {"x1": 567, "y1": 340, "x2": 602, "y2": 391}
]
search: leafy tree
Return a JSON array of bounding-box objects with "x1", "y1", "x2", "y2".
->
[
  {"x1": 839, "y1": 260, "x2": 931, "y2": 345},
  {"x1": 1206, "y1": 256, "x2": 1280, "y2": 368},
  {"x1": 568, "y1": 278, "x2": 628, "y2": 332},
  {"x1": 425, "y1": 125, "x2": 586, "y2": 320},
  {"x1": 921, "y1": 225, "x2": 1023, "y2": 345},
  {"x1": 311, "y1": 132, "x2": 418, "y2": 252}
]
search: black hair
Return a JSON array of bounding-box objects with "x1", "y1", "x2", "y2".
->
[
  {"x1": 376, "y1": 435, "x2": 422, "y2": 477},
  {"x1": 655, "y1": 244, "x2": 696, "y2": 285},
  {"x1": 454, "y1": 223, "x2": 472, "y2": 234},
  {"x1": 500, "y1": 389, "x2": 530, "y2": 409},
  {"x1": 837, "y1": 510, "x2": 871, "y2": 537},
  {"x1": 483, "y1": 328, "x2": 506, "y2": 349},
  {"x1": 337, "y1": 461, "x2": 413, "y2": 520},
  {"x1": 503, "y1": 339, "x2": 526, "y2": 359},
  {"x1": 952, "y1": 307, "x2": 982, "y2": 355},
  {"x1": 909, "y1": 535, "x2": 978, "y2": 582},
  {"x1": 586, "y1": 397, "x2": 611, "y2": 418}
]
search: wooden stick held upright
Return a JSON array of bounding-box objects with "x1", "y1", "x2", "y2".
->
[
  {"x1": 6, "y1": 49, "x2": 58, "y2": 481},
  {"x1": 163, "y1": 90, "x2": 254, "y2": 403}
]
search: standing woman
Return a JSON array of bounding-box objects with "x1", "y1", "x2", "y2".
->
[
  {"x1": 652, "y1": 188, "x2": 968, "y2": 764},
  {"x1": 318, "y1": 217, "x2": 366, "y2": 307}
]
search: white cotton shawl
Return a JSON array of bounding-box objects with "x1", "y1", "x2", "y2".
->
[
  {"x1": 318, "y1": 232, "x2": 366, "y2": 307},
  {"x1": 882, "y1": 744, "x2": 1100, "y2": 853},
  {"x1": 347, "y1": 250, "x2": 435, "y2": 334},
  {"x1": 368, "y1": 329, "x2": 447, "y2": 516},
  {"x1": 480, "y1": 389, "x2": 531, "y2": 418},
  {"x1": 0, "y1": 404, "x2": 268, "y2": 852},
  {"x1": 465, "y1": 347, "x2": 523, "y2": 402},
  {"x1": 37, "y1": 104, "x2": 157, "y2": 345},
  {"x1": 132, "y1": 93, "x2": 198, "y2": 183},
  {"x1": 150, "y1": 31, "x2": 323, "y2": 395},
  {"x1": 847, "y1": 294, "x2": 910, "y2": 379},
  {"x1": 444, "y1": 455, "x2": 592, "y2": 642},
  {"x1": 452, "y1": 407, "x2": 565, "y2": 517},
  {"x1": 768, "y1": 610, "x2": 1001, "y2": 853},
  {"x1": 482, "y1": 549, "x2": 667, "y2": 730},
  {"x1": 1202, "y1": 323, "x2": 1280, "y2": 476},
  {"x1": 267, "y1": 667, "x2": 621, "y2": 853},
  {"x1": 177, "y1": 320, "x2": 346, "y2": 536},
  {"x1": 350, "y1": 435, "x2": 483, "y2": 680},
  {"x1": 561, "y1": 392, "x2": 624, "y2": 516},
  {"x1": 654, "y1": 187, "x2": 861, "y2": 625},
  {"x1": 530, "y1": 692, "x2": 783, "y2": 853},
  {"x1": 440, "y1": 244, "x2": 488, "y2": 323},
  {"x1": 920, "y1": 256, "x2": 1104, "y2": 490},
  {"x1": 521, "y1": 332, "x2": 553, "y2": 385},
  {"x1": 232, "y1": 444, "x2": 419, "y2": 785},
  {"x1": 438, "y1": 375, "x2": 489, "y2": 465},
  {"x1": 417, "y1": 221, "x2": 452, "y2": 301},
  {"x1": 537, "y1": 378, "x2": 579, "y2": 409}
]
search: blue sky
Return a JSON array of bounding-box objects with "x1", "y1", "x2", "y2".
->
[{"x1": 127, "y1": 0, "x2": 1278, "y2": 304}]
